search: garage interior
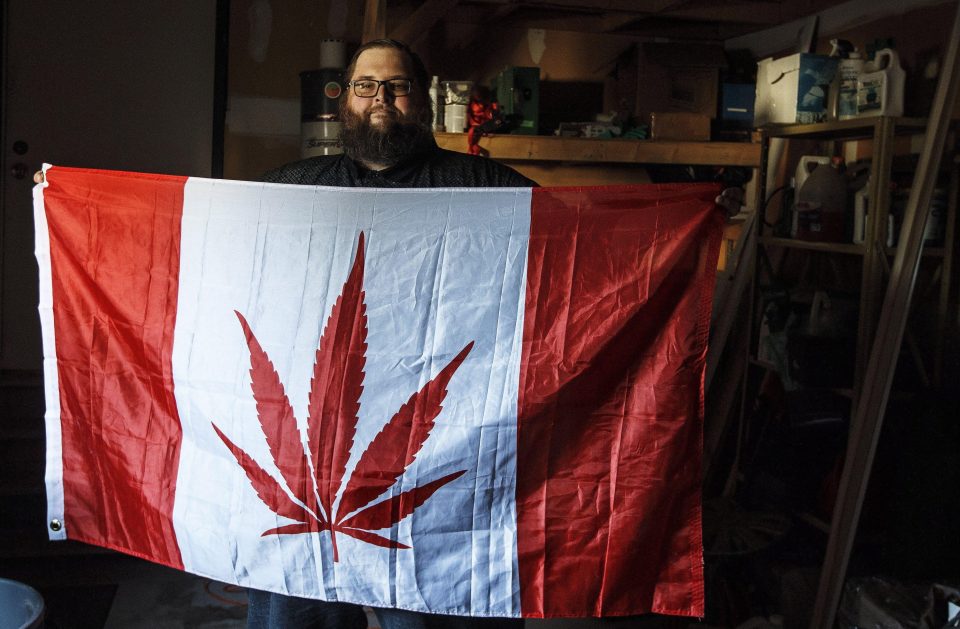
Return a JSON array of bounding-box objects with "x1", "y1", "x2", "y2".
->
[{"x1": 2, "y1": 1, "x2": 959, "y2": 627}]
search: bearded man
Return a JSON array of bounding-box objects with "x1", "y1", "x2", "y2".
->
[
  {"x1": 262, "y1": 39, "x2": 535, "y2": 188},
  {"x1": 249, "y1": 39, "x2": 531, "y2": 629}
]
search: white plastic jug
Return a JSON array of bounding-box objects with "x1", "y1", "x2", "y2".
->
[
  {"x1": 792, "y1": 156, "x2": 831, "y2": 237},
  {"x1": 795, "y1": 155, "x2": 831, "y2": 190},
  {"x1": 857, "y1": 48, "x2": 905, "y2": 117},
  {"x1": 795, "y1": 156, "x2": 846, "y2": 242}
]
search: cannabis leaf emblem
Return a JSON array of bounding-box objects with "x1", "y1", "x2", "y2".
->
[{"x1": 212, "y1": 232, "x2": 472, "y2": 561}]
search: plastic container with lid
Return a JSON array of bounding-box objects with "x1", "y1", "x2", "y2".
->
[{"x1": 857, "y1": 48, "x2": 905, "y2": 117}]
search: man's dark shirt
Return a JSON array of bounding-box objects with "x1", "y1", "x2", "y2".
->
[{"x1": 262, "y1": 141, "x2": 536, "y2": 188}]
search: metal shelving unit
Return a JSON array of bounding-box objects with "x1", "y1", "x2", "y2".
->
[
  {"x1": 738, "y1": 114, "x2": 958, "y2": 627},
  {"x1": 753, "y1": 116, "x2": 955, "y2": 395}
]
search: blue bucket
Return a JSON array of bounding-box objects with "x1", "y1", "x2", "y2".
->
[{"x1": 0, "y1": 578, "x2": 44, "y2": 629}]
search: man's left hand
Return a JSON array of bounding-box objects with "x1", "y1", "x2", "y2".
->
[{"x1": 715, "y1": 187, "x2": 744, "y2": 216}]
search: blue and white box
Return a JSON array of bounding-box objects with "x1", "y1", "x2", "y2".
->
[{"x1": 754, "y1": 53, "x2": 838, "y2": 126}]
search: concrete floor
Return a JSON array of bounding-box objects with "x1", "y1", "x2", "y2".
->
[{"x1": 100, "y1": 560, "x2": 689, "y2": 629}]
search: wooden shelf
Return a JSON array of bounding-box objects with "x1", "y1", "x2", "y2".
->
[
  {"x1": 884, "y1": 245, "x2": 947, "y2": 257},
  {"x1": 748, "y1": 357, "x2": 777, "y2": 370},
  {"x1": 434, "y1": 133, "x2": 762, "y2": 167},
  {"x1": 761, "y1": 117, "x2": 927, "y2": 140},
  {"x1": 759, "y1": 236, "x2": 865, "y2": 255}
]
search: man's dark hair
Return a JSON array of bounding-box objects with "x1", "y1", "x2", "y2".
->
[{"x1": 343, "y1": 39, "x2": 430, "y2": 103}]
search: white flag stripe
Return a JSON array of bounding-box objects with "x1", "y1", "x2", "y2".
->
[
  {"x1": 33, "y1": 166, "x2": 67, "y2": 541},
  {"x1": 171, "y1": 180, "x2": 531, "y2": 615}
]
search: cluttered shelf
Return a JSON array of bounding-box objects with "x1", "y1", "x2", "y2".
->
[
  {"x1": 434, "y1": 132, "x2": 762, "y2": 167},
  {"x1": 761, "y1": 116, "x2": 927, "y2": 140},
  {"x1": 759, "y1": 236, "x2": 865, "y2": 255},
  {"x1": 759, "y1": 236, "x2": 948, "y2": 257}
]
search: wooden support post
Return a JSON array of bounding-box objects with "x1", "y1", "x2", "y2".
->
[
  {"x1": 362, "y1": 0, "x2": 386, "y2": 42},
  {"x1": 855, "y1": 116, "x2": 896, "y2": 396},
  {"x1": 809, "y1": 2, "x2": 960, "y2": 626},
  {"x1": 707, "y1": 211, "x2": 757, "y2": 391},
  {"x1": 935, "y1": 159, "x2": 958, "y2": 386},
  {"x1": 703, "y1": 212, "x2": 757, "y2": 480},
  {"x1": 389, "y1": 0, "x2": 457, "y2": 46}
]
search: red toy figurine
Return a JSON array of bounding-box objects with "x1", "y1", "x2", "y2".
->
[{"x1": 467, "y1": 85, "x2": 501, "y2": 156}]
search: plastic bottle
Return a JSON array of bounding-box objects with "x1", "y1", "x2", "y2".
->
[
  {"x1": 827, "y1": 39, "x2": 860, "y2": 121},
  {"x1": 429, "y1": 76, "x2": 445, "y2": 132},
  {"x1": 853, "y1": 181, "x2": 869, "y2": 244},
  {"x1": 795, "y1": 156, "x2": 847, "y2": 242},
  {"x1": 857, "y1": 48, "x2": 905, "y2": 117},
  {"x1": 793, "y1": 156, "x2": 831, "y2": 237},
  {"x1": 838, "y1": 51, "x2": 864, "y2": 120}
]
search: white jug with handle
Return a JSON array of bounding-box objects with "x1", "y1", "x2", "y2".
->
[
  {"x1": 792, "y1": 156, "x2": 831, "y2": 237},
  {"x1": 857, "y1": 48, "x2": 905, "y2": 117}
]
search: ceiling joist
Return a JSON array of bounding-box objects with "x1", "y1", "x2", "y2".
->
[{"x1": 389, "y1": 0, "x2": 460, "y2": 45}]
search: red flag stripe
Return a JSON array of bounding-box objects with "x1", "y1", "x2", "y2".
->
[
  {"x1": 43, "y1": 166, "x2": 187, "y2": 569},
  {"x1": 516, "y1": 184, "x2": 723, "y2": 617}
]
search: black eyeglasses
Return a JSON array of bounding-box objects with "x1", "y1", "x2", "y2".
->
[{"x1": 348, "y1": 79, "x2": 413, "y2": 98}]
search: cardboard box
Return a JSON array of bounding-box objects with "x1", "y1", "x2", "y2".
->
[
  {"x1": 634, "y1": 43, "x2": 723, "y2": 118},
  {"x1": 754, "y1": 53, "x2": 838, "y2": 126},
  {"x1": 648, "y1": 112, "x2": 711, "y2": 141}
]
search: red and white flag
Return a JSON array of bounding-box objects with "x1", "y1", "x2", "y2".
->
[{"x1": 35, "y1": 165, "x2": 723, "y2": 618}]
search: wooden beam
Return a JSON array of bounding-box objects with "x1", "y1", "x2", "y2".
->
[
  {"x1": 664, "y1": 3, "x2": 782, "y2": 24},
  {"x1": 809, "y1": 2, "x2": 960, "y2": 627},
  {"x1": 434, "y1": 133, "x2": 762, "y2": 167},
  {"x1": 446, "y1": 0, "x2": 696, "y2": 35},
  {"x1": 389, "y1": 0, "x2": 459, "y2": 45},
  {"x1": 466, "y1": 0, "x2": 688, "y2": 12},
  {"x1": 597, "y1": 12, "x2": 649, "y2": 32},
  {"x1": 472, "y1": 13, "x2": 639, "y2": 33},
  {"x1": 362, "y1": 0, "x2": 386, "y2": 42},
  {"x1": 614, "y1": 18, "x2": 728, "y2": 40}
]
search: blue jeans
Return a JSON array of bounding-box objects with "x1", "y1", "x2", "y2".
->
[
  {"x1": 246, "y1": 589, "x2": 366, "y2": 628},
  {"x1": 375, "y1": 607, "x2": 520, "y2": 628},
  {"x1": 246, "y1": 589, "x2": 523, "y2": 628}
]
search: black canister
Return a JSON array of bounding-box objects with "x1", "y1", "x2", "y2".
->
[{"x1": 300, "y1": 68, "x2": 343, "y2": 123}]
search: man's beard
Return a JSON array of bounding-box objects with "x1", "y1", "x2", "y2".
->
[{"x1": 339, "y1": 103, "x2": 434, "y2": 168}]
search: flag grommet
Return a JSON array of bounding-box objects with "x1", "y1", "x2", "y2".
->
[{"x1": 49, "y1": 519, "x2": 62, "y2": 532}]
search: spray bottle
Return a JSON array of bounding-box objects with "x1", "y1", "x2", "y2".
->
[
  {"x1": 828, "y1": 39, "x2": 862, "y2": 120},
  {"x1": 829, "y1": 39, "x2": 865, "y2": 120}
]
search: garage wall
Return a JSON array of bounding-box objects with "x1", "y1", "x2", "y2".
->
[{"x1": 1, "y1": 1, "x2": 217, "y2": 369}]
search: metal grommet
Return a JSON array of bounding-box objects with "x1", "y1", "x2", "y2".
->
[{"x1": 49, "y1": 518, "x2": 62, "y2": 532}]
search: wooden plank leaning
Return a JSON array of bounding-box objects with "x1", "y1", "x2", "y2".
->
[
  {"x1": 707, "y1": 211, "x2": 757, "y2": 392},
  {"x1": 810, "y1": 2, "x2": 960, "y2": 626}
]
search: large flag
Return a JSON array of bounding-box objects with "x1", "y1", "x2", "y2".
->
[{"x1": 34, "y1": 165, "x2": 723, "y2": 618}]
